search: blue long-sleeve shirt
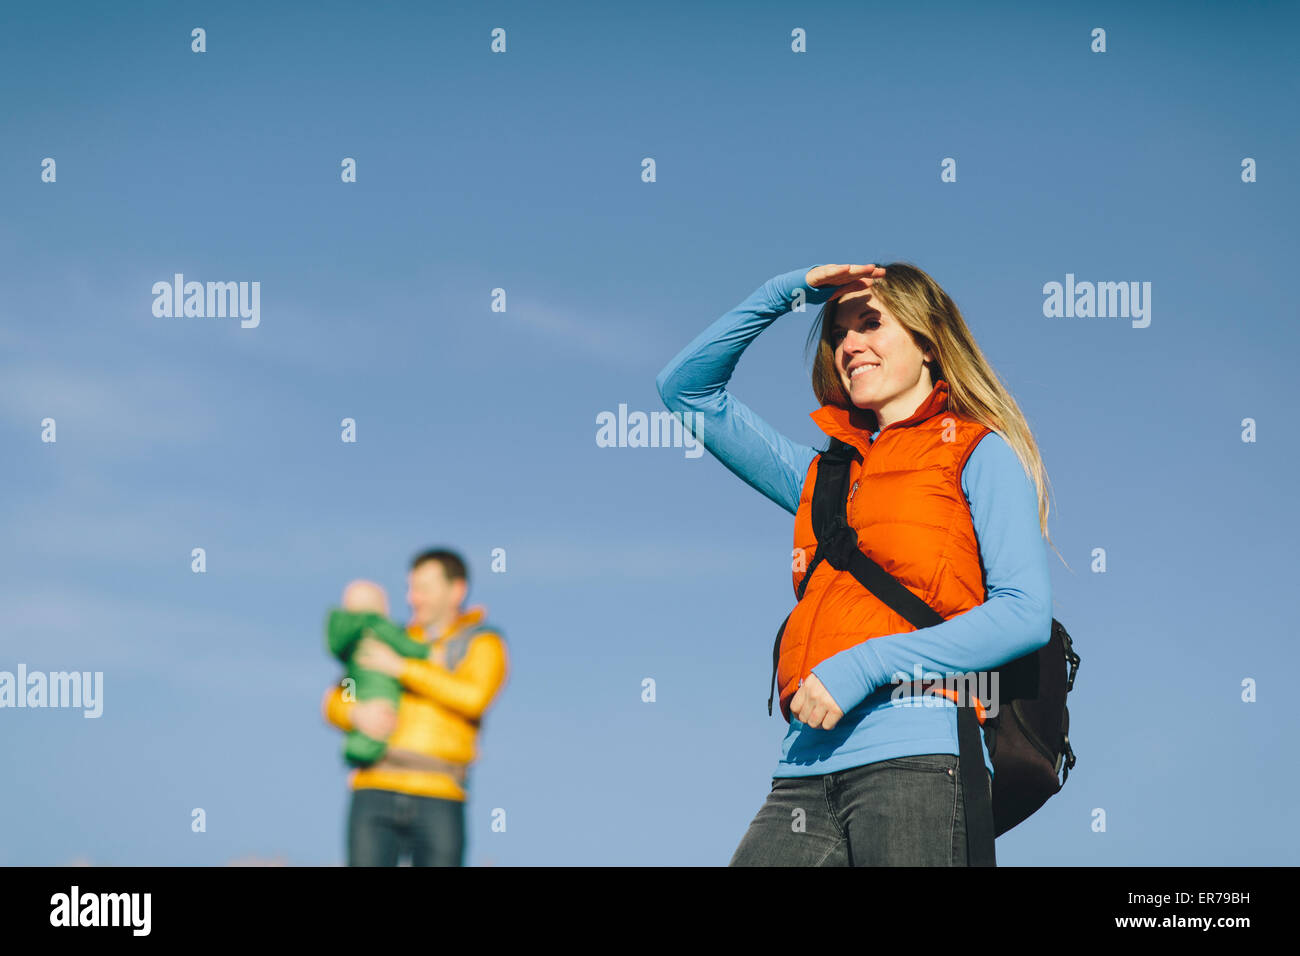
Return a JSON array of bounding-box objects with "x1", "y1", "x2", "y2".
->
[{"x1": 655, "y1": 266, "x2": 1052, "y2": 780}]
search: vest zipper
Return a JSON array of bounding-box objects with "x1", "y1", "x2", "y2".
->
[{"x1": 795, "y1": 566, "x2": 829, "y2": 696}]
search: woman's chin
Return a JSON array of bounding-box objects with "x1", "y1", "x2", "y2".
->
[{"x1": 846, "y1": 384, "x2": 876, "y2": 409}]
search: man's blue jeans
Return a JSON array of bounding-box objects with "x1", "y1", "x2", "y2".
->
[
  {"x1": 728, "y1": 753, "x2": 994, "y2": 866},
  {"x1": 347, "y1": 787, "x2": 465, "y2": 866}
]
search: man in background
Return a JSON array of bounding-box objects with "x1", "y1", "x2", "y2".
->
[{"x1": 322, "y1": 548, "x2": 508, "y2": 866}]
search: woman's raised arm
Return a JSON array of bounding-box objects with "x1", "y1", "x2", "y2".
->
[{"x1": 655, "y1": 266, "x2": 833, "y2": 515}]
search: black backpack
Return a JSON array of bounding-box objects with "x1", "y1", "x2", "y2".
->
[{"x1": 767, "y1": 436, "x2": 1079, "y2": 864}]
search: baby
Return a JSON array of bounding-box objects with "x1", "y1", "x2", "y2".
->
[
  {"x1": 326, "y1": 578, "x2": 431, "y2": 767},
  {"x1": 342, "y1": 578, "x2": 390, "y2": 616}
]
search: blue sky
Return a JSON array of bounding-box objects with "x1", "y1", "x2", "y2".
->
[{"x1": 1, "y1": 0, "x2": 1297, "y2": 865}]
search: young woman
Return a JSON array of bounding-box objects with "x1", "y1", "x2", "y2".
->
[{"x1": 655, "y1": 262, "x2": 1057, "y2": 866}]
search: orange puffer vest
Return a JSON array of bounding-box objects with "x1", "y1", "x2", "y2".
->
[{"x1": 778, "y1": 380, "x2": 992, "y2": 722}]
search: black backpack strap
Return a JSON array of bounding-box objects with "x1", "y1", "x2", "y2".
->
[
  {"x1": 954, "y1": 687, "x2": 997, "y2": 865},
  {"x1": 805, "y1": 435, "x2": 997, "y2": 865},
  {"x1": 796, "y1": 438, "x2": 861, "y2": 601},
  {"x1": 767, "y1": 614, "x2": 790, "y2": 717}
]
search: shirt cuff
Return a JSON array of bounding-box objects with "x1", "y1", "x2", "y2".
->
[
  {"x1": 773, "y1": 265, "x2": 835, "y2": 307},
  {"x1": 810, "y1": 640, "x2": 891, "y2": 714}
]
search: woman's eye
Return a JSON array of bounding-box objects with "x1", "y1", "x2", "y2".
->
[{"x1": 832, "y1": 322, "x2": 877, "y2": 344}]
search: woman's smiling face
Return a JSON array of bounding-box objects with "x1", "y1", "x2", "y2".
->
[{"x1": 830, "y1": 289, "x2": 935, "y2": 424}]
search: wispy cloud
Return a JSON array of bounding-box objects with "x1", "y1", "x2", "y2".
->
[
  {"x1": 0, "y1": 360, "x2": 219, "y2": 446},
  {"x1": 509, "y1": 297, "x2": 666, "y2": 367},
  {"x1": 2, "y1": 585, "x2": 317, "y2": 692}
]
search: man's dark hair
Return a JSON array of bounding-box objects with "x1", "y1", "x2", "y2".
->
[{"x1": 410, "y1": 548, "x2": 468, "y2": 585}]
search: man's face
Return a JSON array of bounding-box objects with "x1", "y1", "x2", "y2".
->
[{"x1": 406, "y1": 562, "x2": 463, "y2": 628}]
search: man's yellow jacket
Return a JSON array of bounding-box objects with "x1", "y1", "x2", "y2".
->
[{"x1": 323, "y1": 605, "x2": 508, "y2": 801}]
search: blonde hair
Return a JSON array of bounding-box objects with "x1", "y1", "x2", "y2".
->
[{"x1": 804, "y1": 261, "x2": 1066, "y2": 569}]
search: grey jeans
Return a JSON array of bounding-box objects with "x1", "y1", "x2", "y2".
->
[
  {"x1": 347, "y1": 787, "x2": 465, "y2": 866},
  {"x1": 728, "y1": 752, "x2": 994, "y2": 866}
]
